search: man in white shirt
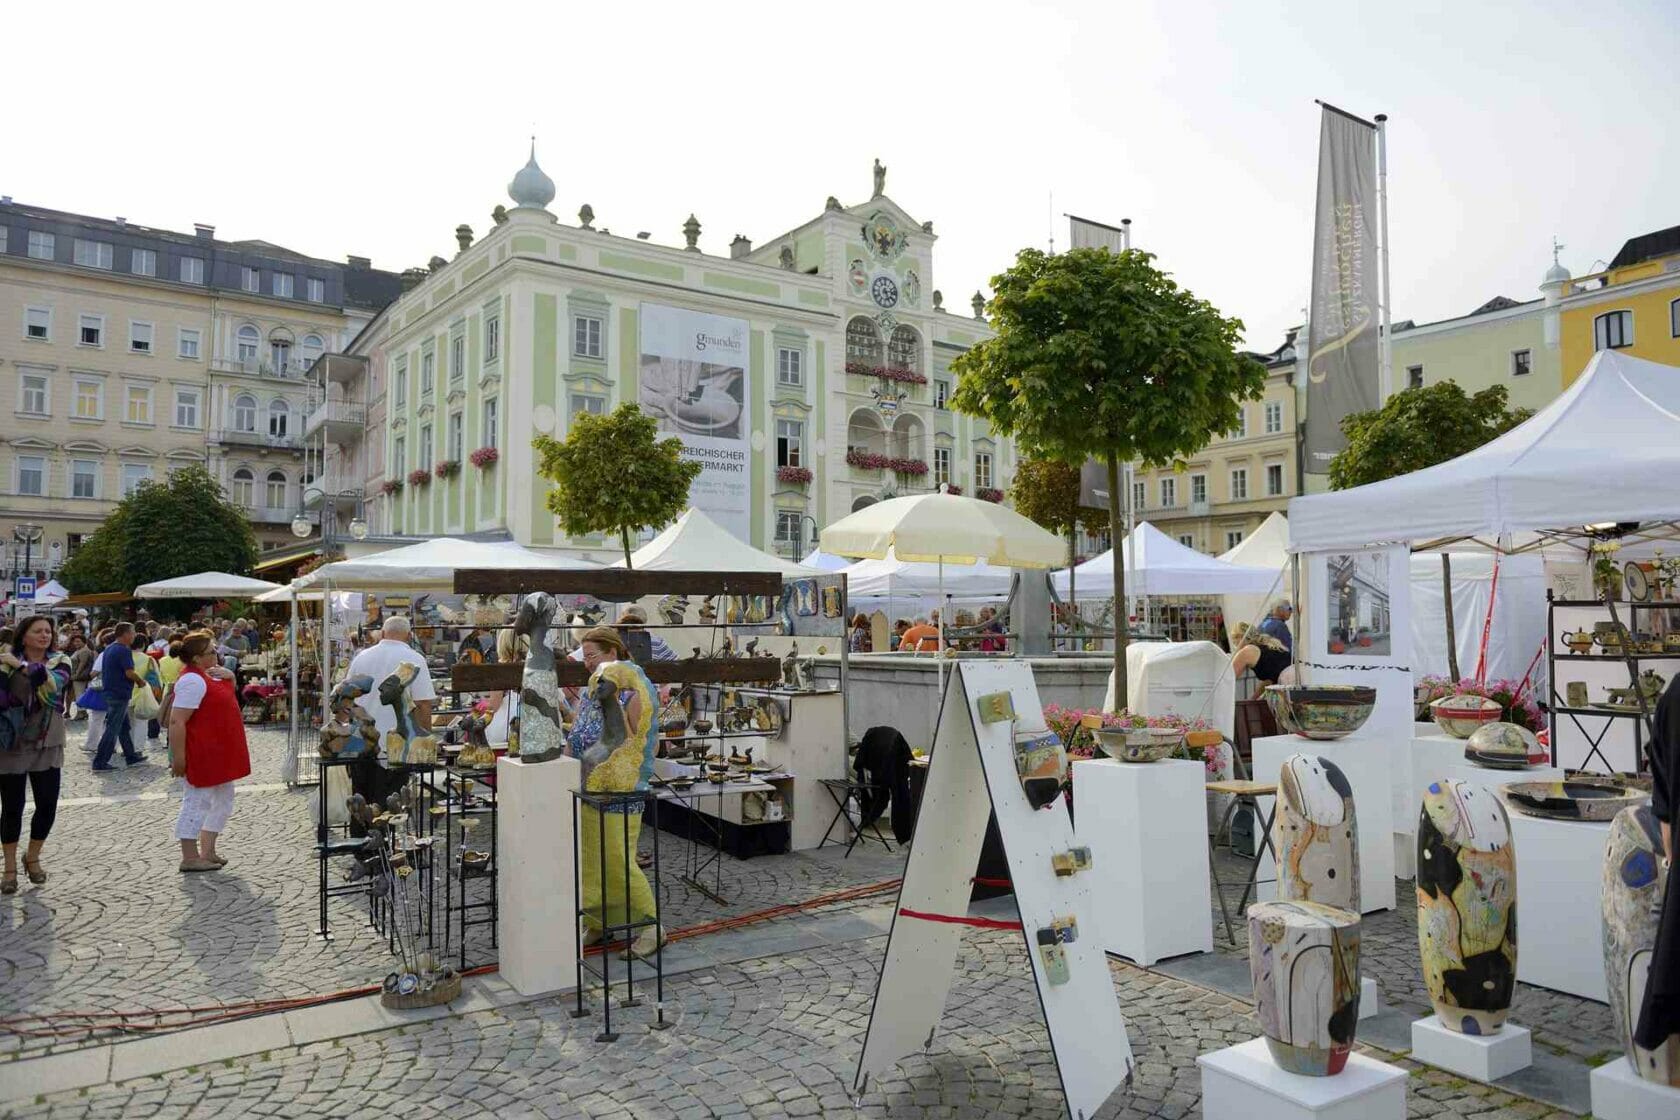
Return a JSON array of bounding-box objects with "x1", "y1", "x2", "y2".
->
[{"x1": 342, "y1": 616, "x2": 436, "y2": 808}]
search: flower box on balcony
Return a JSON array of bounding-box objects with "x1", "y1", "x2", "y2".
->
[
  {"x1": 940, "y1": 484, "x2": 962, "y2": 496},
  {"x1": 846, "y1": 449, "x2": 891, "y2": 471},
  {"x1": 381, "y1": 479, "x2": 403, "y2": 496},
  {"x1": 408, "y1": 469, "x2": 433, "y2": 488},
  {"x1": 469, "y1": 446, "x2": 499, "y2": 469},
  {"x1": 977, "y1": 487, "x2": 1005, "y2": 503},
  {"x1": 889, "y1": 458, "x2": 929, "y2": 477},
  {"x1": 776, "y1": 465, "x2": 813, "y2": 485},
  {"x1": 434, "y1": 459, "x2": 461, "y2": 480},
  {"x1": 843, "y1": 361, "x2": 929, "y2": 386}
]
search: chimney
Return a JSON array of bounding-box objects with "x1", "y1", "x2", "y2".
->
[
  {"x1": 455, "y1": 224, "x2": 474, "y2": 252},
  {"x1": 399, "y1": 267, "x2": 428, "y2": 292},
  {"x1": 1121, "y1": 218, "x2": 1132, "y2": 250},
  {"x1": 194, "y1": 223, "x2": 215, "y2": 240},
  {"x1": 730, "y1": 234, "x2": 752, "y2": 259},
  {"x1": 115, "y1": 216, "x2": 126, "y2": 227},
  {"x1": 346, "y1": 255, "x2": 371, "y2": 270}
]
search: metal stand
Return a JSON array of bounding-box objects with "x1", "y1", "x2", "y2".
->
[{"x1": 570, "y1": 789, "x2": 666, "y2": 1042}]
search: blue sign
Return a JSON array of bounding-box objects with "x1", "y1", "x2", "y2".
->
[{"x1": 15, "y1": 578, "x2": 36, "y2": 601}]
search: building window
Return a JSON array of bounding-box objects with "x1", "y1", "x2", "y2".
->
[
  {"x1": 573, "y1": 315, "x2": 603, "y2": 359},
  {"x1": 1671, "y1": 298, "x2": 1680, "y2": 339},
  {"x1": 1511, "y1": 349, "x2": 1531, "y2": 377},
  {"x1": 1225, "y1": 530, "x2": 1244, "y2": 551},
  {"x1": 1230, "y1": 467, "x2": 1248, "y2": 501},
  {"x1": 1190, "y1": 473, "x2": 1207, "y2": 505},
  {"x1": 934, "y1": 378, "x2": 950, "y2": 410},
  {"x1": 568, "y1": 393, "x2": 606, "y2": 419},
  {"x1": 775, "y1": 419, "x2": 803, "y2": 468},
  {"x1": 975, "y1": 452, "x2": 994, "y2": 490},
  {"x1": 421, "y1": 349, "x2": 435, "y2": 395},
  {"x1": 1264, "y1": 401, "x2": 1283, "y2": 434},
  {"x1": 131, "y1": 248, "x2": 156, "y2": 276},
  {"x1": 268, "y1": 399, "x2": 289, "y2": 438},
  {"x1": 121, "y1": 463, "x2": 151, "y2": 496},
  {"x1": 393, "y1": 437, "x2": 406, "y2": 473},
  {"x1": 1131, "y1": 479, "x2": 1146, "y2": 511},
  {"x1": 1266, "y1": 463, "x2": 1284, "y2": 496},
  {"x1": 178, "y1": 327, "x2": 200, "y2": 359},
  {"x1": 887, "y1": 325, "x2": 921, "y2": 374},
  {"x1": 777, "y1": 347, "x2": 803, "y2": 386},
  {"x1": 241, "y1": 266, "x2": 259, "y2": 293},
  {"x1": 129, "y1": 321, "x2": 153, "y2": 353},
  {"x1": 1178, "y1": 534, "x2": 1195, "y2": 548},
  {"x1": 485, "y1": 314, "x2": 500, "y2": 363},
  {"x1": 1594, "y1": 309, "x2": 1633, "y2": 351},
  {"x1": 448, "y1": 411, "x2": 463, "y2": 462},
  {"x1": 419, "y1": 424, "x2": 433, "y2": 470},
  {"x1": 1160, "y1": 477, "x2": 1177, "y2": 508},
  {"x1": 17, "y1": 456, "x2": 45, "y2": 496},
  {"x1": 27, "y1": 231, "x2": 55, "y2": 260},
  {"x1": 272, "y1": 273, "x2": 294, "y2": 299},
  {"x1": 1407, "y1": 365, "x2": 1424, "y2": 389},
  {"x1": 71, "y1": 459, "x2": 98, "y2": 499},
  {"x1": 482, "y1": 398, "x2": 498, "y2": 449},
  {"x1": 774, "y1": 511, "x2": 803, "y2": 550},
  {"x1": 394, "y1": 359, "x2": 408, "y2": 408},
  {"x1": 231, "y1": 468, "x2": 254, "y2": 506},
  {"x1": 934, "y1": 446, "x2": 952, "y2": 488},
  {"x1": 300, "y1": 334, "x2": 324, "y2": 368},
  {"x1": 79, "y1": 314, "x2": 103, "y2": 347},
  {"x1": 179, "y1": 257, "x2": 204, "y2": 284},
  {"x1": 265, "y1": 470, "x2": 287, "y2": 508},
  {"x1": 174, "y1": 387, "x2": 200, "y2": 428},
  {"x1": 845, "y1": 317, "x2": 883, "y2": 365},
  {"x1": 125, "y1": 384, "x2": 152, "y2": 424},
  {"x1": 232, "y1": 393, "x2": 257, "y2": 432},
  {"x1": 307, "y1": 277, "x2": 324, "y2": 303},
  {"x1": 74, "y1": 239, "x2": 113, "y2": 269},
  {"x1": 72, "y1": 378, "x2": 101, "y2": 419},
  {"x1": 25, "y1": 307, "x2": 50, "y2": 340},
  {"x1": 1231, "y1": 407, "x2": 1247, "y2": 438},
  {"x1": 236, "y1": 325, "x2": 260, "y2": 362},
  {"x1": 19, "y1": 374, "x2": 49, "y2": 416},
  {"x1": 270, "y1": 337, "x2": 291, "y2": 374},
  {"x1": 451, "y1": 335, "x2": 465, "y2": 383}
]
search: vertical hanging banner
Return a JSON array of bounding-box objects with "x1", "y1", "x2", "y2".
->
[
  {"x1": 638, "y1": 303, "x2": 752, "y2": 541},
  {"x1": 1304, "y1": 104, "x2": 1380, "y2": 476}
]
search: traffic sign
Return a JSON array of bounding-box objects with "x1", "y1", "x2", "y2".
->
[{"x1": 15, "y1": 577, "x2": 36, "y2": 601}]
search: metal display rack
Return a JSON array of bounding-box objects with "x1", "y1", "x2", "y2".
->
[
  {"x1": 313, "y1": 754, "x2": 437, "y2": 942},
  {"x1": 1545, "y1": 591, "x2": 1675, "y2": 773},
  {"x1": 570, "y1": 789, "x2": 667, "y2": 1042},
  {"x1": 436, "y1": 757, "x2": 499, "y2": 969}
]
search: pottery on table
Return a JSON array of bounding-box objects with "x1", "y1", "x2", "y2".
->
[
  {"x1": 1501, "y1": 777, "x2": 1649, "y2": 822},
  {"x1": 1463, "y1": 722, "x2": 1540, "y2": 770},
  {"x1": 1601, "y1": 804, "x2": 1680, "y2": 1086},
  {"x1": 1429, "y1": 695, "x2": 1503, "y2": 739},
  {"x1": 1274, "y1": 754, "x2": 1360, "y2": 912},
  {"x1": 1092, "y1": 726, "x2": 1175, "y2": 764},
  {"x1": 1264, "y1": 685, "x2": 1378, "y2": 741},
  {"x1": 1417, "y1": 779, "x2": 1517, "y2": 1035},
  {"x1": 1560, "y1": 629, "x2": 1594, "y2": 655},
  {"x1": 1248, "y1": 900, "x2": 1363, "y2": 1076}
]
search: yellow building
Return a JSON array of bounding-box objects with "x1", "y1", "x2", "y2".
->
[
  {"x1": 1389, "y1": 291, "x2": 1561, "y2": 413},
  {"x1": 1560, "y1": 225, "x2": 1680, "y2": 386}
]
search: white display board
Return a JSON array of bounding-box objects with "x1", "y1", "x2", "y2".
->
[{"x1": 854, "y1": 661, "x2": 1134, "y2": 1120}]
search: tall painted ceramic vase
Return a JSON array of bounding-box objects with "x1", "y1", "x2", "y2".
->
[
  {"x1": 1416, "y1": 779, "x2": 1517, "y2": 1035},
  {"x1": 1601, "y1": 804, "x2": 1680, "y2": 1086},
  {"x1": 1275, "y1": 754, "x2": 1360, "y2": 912},
  {"x1": 1248, "y1": 900, "x2": 1363, "y2": 1075}
]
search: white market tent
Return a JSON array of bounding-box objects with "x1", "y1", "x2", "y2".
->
[
  {"x1": 617, "y1": 508, "x2": 823, "y2": 576},
  {"x1": 799, "y1": 548, "x2": 854, "y2": 572},
  {"x1": 1217, "y1": 511, "x2": 1292, "y2": 642},
  {"x1": 134, "y1": 571, "x2": 283, "y2": 599},
  {"x1": 31, "y1": 579, "x2": 69, "y2": 606},
  {"x1": 292, "y1": 537, "x2": 597, "y2": 591},
  {"x1": 1052, "y1": 521, "x2": 1281, "y2": 597},
  {"x1": 253, "y1": 584, "x2": 325, "y2": 604},
  {"x1": 842, "y1": 549, "x2": 1015, "y2": 601}
]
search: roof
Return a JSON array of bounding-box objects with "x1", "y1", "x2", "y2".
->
[
  {"x1": 1471, "y1": 295, "x2": 1523, "y2": 315},
  {"x1": 1608, "y1": 224, "x2": 1680, "y2": 270},
  {"x1": 343, "y1": 265, "x2": 404, "y2": 312}
]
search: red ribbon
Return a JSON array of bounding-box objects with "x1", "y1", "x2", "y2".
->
[{"x1": 899, "y1": 908, "x2": 1023, "y2": 931}]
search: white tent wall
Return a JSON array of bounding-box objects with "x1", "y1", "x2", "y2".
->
[
  {"x1": 1408, "y1": 553, "x2": 1548, "y2": 689},
  {"x1": 1218, "y1": 512, "x2": 1293, "y2": 646}
]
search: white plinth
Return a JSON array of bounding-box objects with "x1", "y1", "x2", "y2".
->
[
  {"x1": 1359, "y1": 977, "x2": 1381, "y2": 1021},
  {"x1": 1508, "y1": 811, "x2": 1610, "y2": 1002},
  {"x1": 1073, "y1": 758, "x2": 1212, "y2": 965},
  {"x1": 1396, "y1": 733, "x2": 1564, "y2": 879},
  {"x1": 495, "y1": 755, "x2": 581, "y2": 997},
  {"x1": 1410, "y1": 1016, "x2": 1531, "y2": 1081},
  {"x1": 1198, "y1": 1037, "x2": 1407, "y2": 1120},
  {"x1": 1253, "y1": 730, "x2": 1398, "y2": 913},
  {"x1": 1590, "y1": 1055, "x2": 1680, "y2": 1119}
]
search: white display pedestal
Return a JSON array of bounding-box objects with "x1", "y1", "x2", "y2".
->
[
  {"x1": 1410, "y1": 1016, "x2": 1531, "y2": 1081},
  {"x1": 1508, "y1": 811, "x2": 1610, "y2": 1001},
  {"x1": 1590, "y1": 1055, "x2": 1680, "y2": 1119},
  {"x1": 1072, "y1": 758, "x2": 1212, "y2": 966},
  {"x1": 1395, "y1": 733, "x2": 1564, "y2": 879},
  {"x1": 1360, "y1": 978, "x2": 1381, "y2": 1021},
  {"x1": 1252, "y1": 730, "x2": 1397, "y2": 913},
  {"x1": 495, "y1": 755, "x2": 581, "y2": 997},
  {"x1": 1198, "y1": 1037, "x2": 1406, "y2": 1120}
]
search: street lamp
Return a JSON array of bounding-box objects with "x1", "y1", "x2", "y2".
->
[
  {"x1": 292, "y1": 489, "x2": 368, "y2": 549},
  {"x1": 11, "y1": 524, "x2": 42, "y2": 615}
]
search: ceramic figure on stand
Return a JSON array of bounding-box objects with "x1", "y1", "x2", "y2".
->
[
  {"x1": 1416, "y1": 779, "x2": 1518, "y2": 1035},
  {"x1": 1248, "y1": 900, "x2": 1363, "y2": 1076},
  {"x1": 1275, "y1": 754, "x2": 1361, "y2": 912},
  {"x1": 1601, "y1": 804, "x2": 1680, "y2": 1085},
  {"x1": 513, "y1": 592, "x2": 564, "y2": 763},
  {"x1": 379, "y1": 663, "x2": 438, "y2": 765}
]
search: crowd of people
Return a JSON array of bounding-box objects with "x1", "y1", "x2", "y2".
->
[{"x1": 846, "y1": 605, "x2": 1008, "y2": 654}]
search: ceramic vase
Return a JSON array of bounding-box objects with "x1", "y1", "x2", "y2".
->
[
  {"x1": 1416, "y1": 779, "x2": 1517, "y2": 1035},
  {"x1": 1248, "y1": 900, "x2": 1363, "y2": 1076},
  {"x1": 1601, "y1": 804, "x2": 1680, "y2": 1086},
  {"x1": 1275, "y1": 754, "x2": 1360, "y2": 912}
]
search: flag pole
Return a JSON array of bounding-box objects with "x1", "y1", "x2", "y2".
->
[{"x1": 1375, "y1": 113, "x2": 1393, "y2": 402}]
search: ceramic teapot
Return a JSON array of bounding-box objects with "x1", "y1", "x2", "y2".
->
[
  {"x1": 1594, "y1": 626, "x2": 1628, "y2": 651},
  {"x1": 1560, "y1": 629, "x2": 1594, "y2": 654}
]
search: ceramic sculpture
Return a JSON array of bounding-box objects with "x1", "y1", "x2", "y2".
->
[
  {"x1": 379, "y1": 663, "x2": 438, "y2": 764},
  {"x1": 1601, "y1": 804, "x2": 1680, "y2": 1085},
  {"x1": 1264, "y1": 684, "x2": 1377, "y2": 740},
  {"x1": 1429, "y1": 695, "x2": 1503, "y2": 738},
  {"x1": 513, "y1": 592, "x2": 563, "y2": 763},
  {"x1": 1502, "y1": 777, "x2": 1648, "y2": 821},
  {"x1": 1092, "y1": 726, "x2": 1177, "y2": 764},
  {"x1": 1416, "y1": 779, "x2": 1518, "y2": 1035},
  {"x1": 1463, "y1": 721, "x2": 1540, "y2": 770},
  {"x1": 1275, "y1": 754, "x2": 1360, "y2": 912},
  {"x1": 1248, "y1": 900, "x2": 1363, "y2": 1076}
]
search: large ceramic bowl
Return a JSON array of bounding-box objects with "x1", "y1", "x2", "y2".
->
[
  {"x1": 1430, "y1": 695, "x2": 1503, "y2": 739},
  {"x1": 1500, "y1": 777, "x2": 1649, "y2": 821},
  {"x1": 1264, "y1": 685, "x2": 1378, "y2": 740},
  {"x1": 1463, "y1": 721, "x2": 1541, "y2": 770},
  {"x1": 1093, "y1": 727, "x2": 1177, "y2": 764}
]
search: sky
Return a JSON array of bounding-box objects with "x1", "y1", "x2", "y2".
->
[{"x1": 8, "y1": 0, "x2": 1677, "y2": 349}]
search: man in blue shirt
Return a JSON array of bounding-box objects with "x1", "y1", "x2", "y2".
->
[
  {"x1": 92, "y1": 623, "x2": 148, "y2": 771},
  {"x1": 1258, "y1": 599, "x2": 1294, "y2": 652}
]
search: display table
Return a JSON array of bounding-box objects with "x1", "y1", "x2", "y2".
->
[
  {"x1": 1410, "y1": 1016, "x2": 1531, "y2": 1081},
  {"x1": 1506, "y1": 809, "x2": 1610, "y2": 1001},
  {"x1": 495, "y1": 755, "x2": 580, "y2": 996},
  {"x1": 1590, "y1": 1055, "x2": 1680, "y2": 1119},
  {"x1": 1198, "y1": 1037, "x2": 1406, "y2": 1120},
  {"x1": 1252, "y1": 730, "x2": 1397, "y2": 913},
  {"x1": 1395, "y1": 734, "x2": 1564, "y2": 879},
  {"x1": 1072, "y1": 758, "x2": 1212, "y2": 965}
]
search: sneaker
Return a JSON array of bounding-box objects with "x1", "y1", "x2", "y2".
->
[
  {"x1": 623, "y1": 924, "x2": 664, "y2": 961},
  {"x1": 124, "y1": 754, "x2": 149, "y2": 766}
]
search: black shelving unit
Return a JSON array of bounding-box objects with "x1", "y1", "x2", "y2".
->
[
  {"x1": 1545, "y1": 592, "x2": 1676, "y2": 773},
  {"x1": 570, "y1": 789, "x2": 667, "y2": 1043},
  {"x1": 438, "y1": 759, "x2": 499, "y2": 970},
  {"x1": 313, "y1": 754, "x2": 437, "y2": 942}
]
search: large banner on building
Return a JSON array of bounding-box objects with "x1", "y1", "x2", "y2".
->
[
  {"x1": 638, "y1": 303, "x2": 751, "y2": 540},
  {"x1": 1304, "y1": 105, "x2": 1380, "y2": 476}
]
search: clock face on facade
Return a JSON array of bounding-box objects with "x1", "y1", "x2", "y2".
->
[{"x1": 870, "y1": 275, "x2": 899, "y2": 309}]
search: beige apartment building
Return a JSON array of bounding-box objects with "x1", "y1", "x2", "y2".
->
[{"x1": 0, "y1": 198, "x2": 399, "y2": 582}]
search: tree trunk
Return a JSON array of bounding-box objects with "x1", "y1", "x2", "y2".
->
[
  {"x1": 1441, "y1": 553, "x2": 1459, "y2": 681},
  {"x1": 1107, "y1": 454, "x2": 1127, "y2": 708},
  {"x1": 621, "y1": 526, "x2": 634, "y2": 569}
]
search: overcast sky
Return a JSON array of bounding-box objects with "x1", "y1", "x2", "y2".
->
[{"x1": 10, "y1": 1, "x2": 1676, "y2": 349}]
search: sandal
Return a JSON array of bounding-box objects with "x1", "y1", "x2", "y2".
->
[
  {"x1": 22, "y1": 857, "x2": 46, "y2": 885},
  {"x1": 207, "y1": 855, "x2": 228, "y2": 867},
  {"x1": 179, "y1": 858, "x2": 220, "y2": 873},
  {"x1": 1, "y1": 873, "x2": 15, "y2": 896}
]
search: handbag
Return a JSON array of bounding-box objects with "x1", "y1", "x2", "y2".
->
[
  {"x1": 0, "y1": 706, "x2": 23, "y2": 753},
  {"x1": 129, "y1": 682, "x2": 161, "y2": 720}
]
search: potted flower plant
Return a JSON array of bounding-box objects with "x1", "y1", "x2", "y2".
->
[
  {"x1": 1592, "y1": 540, "x2": 1623, "y2": 600},
  {"x1": 777, "y1": 465, "x2": 813, "y2": 485},
  {"x1": 408, "y1": 468, "x2": 432, "y2": 488},
  {"x1": 434, "y1": 459, "x2": 461, "y2": 480},
  {"x1": 468, "y1": 446, "x2": 499, "y2": 469},
  {"x1": 381, "y1": 479, "x2": 403, "y2": 496}
]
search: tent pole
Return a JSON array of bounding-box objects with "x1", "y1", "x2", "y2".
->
[
  {"x1": 287, "y1": 590, "x2": 299, "y2": 785},
  {"x1": 839, "y1": 575, "x2": 850, "y2": 752},
  {"x1": 936, "y1": 557, "x2": 945, "y2": 699},
  {"x1": 1441, "y1": 554, "x2": 1461, "y2": 682},
  {"x1": 1291, "y1": 553, "x2": 1303, "y2": 685}
]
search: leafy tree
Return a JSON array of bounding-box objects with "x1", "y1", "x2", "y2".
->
[
  {"x1": 58, "y1": 506, "x2": 129, "y2": 594},
  {"x1": 60, "y1": 467, "x2": 258, "y2": 597},
  {"x1": 1009, "y1": 457, "x2": 1106, "y2": 565},
  {"x1": 1327, "y1": 381, "x2": 1532, "y2": 489},
  {"x1": 952, "y1": 247, "x2": 1263, "y2": 696},
  {"x1": 533, "y1": 403, "x2": 701, "y2": 566}
]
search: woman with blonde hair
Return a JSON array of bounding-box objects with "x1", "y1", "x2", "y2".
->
[
  {"x1": 168, "y1": 631, "x2": 249, "y2": 872},
  {"x1": 484, "y1": 627, "x2": 531, "y2": 745},
  {"x1": 1230, "y1": 622, "x2": 1295, "y2": 697}
]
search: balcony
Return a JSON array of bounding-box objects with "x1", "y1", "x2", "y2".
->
[
  {"x1": 210, "y1": 357, "x2": 315, "y2": 381},
  {"x1": 211, "y1": 427, "x2": 303, "y2": 452},
  {"x1": 302, "y1": 487, "x2": 360, "y2": 512},
  {"x1": 245, "y1": 505, "x2": 297, "y2": 526},
  {"x1": 305, "y1": 399, "x2": 366, "y2": 443},
  {"x1": 312, "y1": 353, "x2": 367, "y2": 387},
  {"x1": 1189, "y1": 499, "x2": 1210, "y2": 516}
]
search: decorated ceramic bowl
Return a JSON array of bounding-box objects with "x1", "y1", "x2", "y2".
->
[
  {"x1": 1500, "y1": 777, "x2": 1649, "y2": 822},
  {"x1": 1093, "y1": 726, "x2": 1176, "y2": 764},
  {"x1": 1264, "y1": 685, "x2": 1378, "y2": 740},
  {"x1": 1463, "y1": 721, "x2": 1540, "y2": 770},
  {"x1": 1430, "y1": 695, "x2": 1504, "y2": 739}
]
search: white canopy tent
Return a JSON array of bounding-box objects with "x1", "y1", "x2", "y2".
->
[
  {"x1": 31, "y1": 579, "x2": 69, "y2": 606},
  {"x1": 134, "y1": 571, "x2": 283, "y2": 599},
  {"x1": 842, "y1": 549, "x2": 1015, "y2": 601},
  {"x1": 617, "y1": 508, "x2": 823, "y2": 576},
  {"x1": 1217, "y1": 511, "x2": 1292, "y2": 643},
  {"x1": 799, "y1": 548, "x2": 854, "y2": 573},
  {"x1": 254, "y1": 584, "x2": 325, "y2": 604},
  {"x1": 292, "y1": 537, "x2": 597, "y2": 591},
  {"x1": 1052, "y1": 520, "x2": 1282, "y2": 597}
]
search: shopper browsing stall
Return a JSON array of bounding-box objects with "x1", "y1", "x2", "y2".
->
[
  {"x1": 1230, "y1": 622, "x2": 1295, "y2": 697},
  {"x1": 167, "y1": 631, "x2": 248, "y2": 873}
]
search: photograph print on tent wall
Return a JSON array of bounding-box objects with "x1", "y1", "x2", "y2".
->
[{"x1": 1326, "y1": 551, "x2": 1392, "y2": 657}]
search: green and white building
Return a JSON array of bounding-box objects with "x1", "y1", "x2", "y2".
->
[{"x1": 326, "y1": 151, "x2": 1013, "y2": 562}]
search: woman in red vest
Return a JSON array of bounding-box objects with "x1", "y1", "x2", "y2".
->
[{"x1": 167, "y1": 631, "x2": 251, "y2": 873}]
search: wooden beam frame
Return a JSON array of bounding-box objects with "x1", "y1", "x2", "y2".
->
[
  {"x1": 451, "y1": 569, "x2": 784, "y2": 597},
  {"x1": 452, "y1": 656, "x2": 784, "y2": 691}
]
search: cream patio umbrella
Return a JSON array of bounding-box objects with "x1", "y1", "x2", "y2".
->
[{"x1": 820, "y1": 493, "x2": 1064, "y2": 686}]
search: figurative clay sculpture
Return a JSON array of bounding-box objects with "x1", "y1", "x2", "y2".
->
[
  {"x1": 1264, "y1": 685, "x2": 1377, "y2": 740},
  {"x1": 513, "y1": 592, "x2": 564, "y2": 763},
  {"x1": 1417, "y1": 779, "x2": 1517, "y2": 1035},
  {"x1": 657, "y1": 594, "x2": 689, "y2": 626},
  {"x1": 1430, "y1": 695, "x2": 1504, "y2": 739},
  {"x1": 1275, "y1": 754, "x2": 1360, "y2": 912},
  {"x1": 582, "y1": 660, "x2": 658, "y2": 795},
  {"x1": 782, "y1": 642, "x2": 801, "y2": 689},
  {"x1": 1012, "y1": 725, "x2": 1067, "y2": 811},
  {"x1": 456, "y1": 712, "x2": 496, "y2": 769},
  {"x1": 323, "y1": 675, "x2": 380, "y2": 758},
  {"x1": 1248, "y1": 900, "x2": 1363, "y2": 1076},
  {"x1": 1601, "y1": 804, "x2": 1680, "y2": 1086},
  {"x1": 379, "y1": 663, "x2": 438, "y2": 765},
  {"x1": 1463, "y1": 721, "x2": 1540, "y2": 770}
]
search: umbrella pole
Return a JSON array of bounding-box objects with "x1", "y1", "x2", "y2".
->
[
  {"x1": 287, "y1": 591, "x2": 299, "y2": 784},
  {"x1": 937, "y1": 557, "x2": 945, "y2": 699}
]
